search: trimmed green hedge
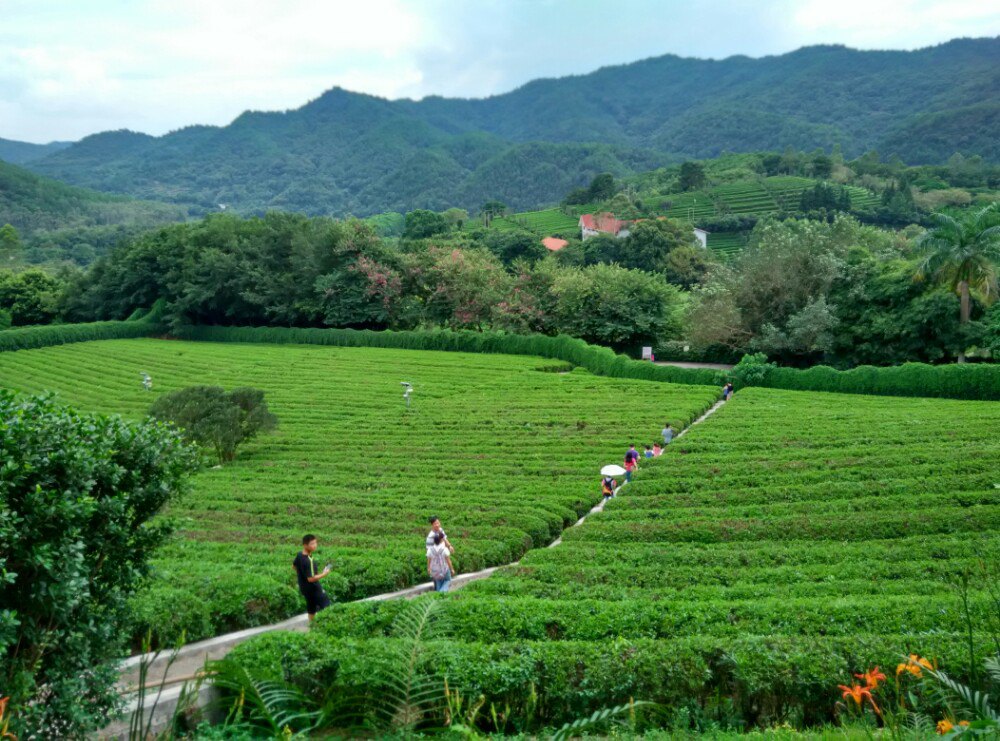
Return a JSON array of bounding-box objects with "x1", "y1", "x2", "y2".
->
[
  {"x1": 173, "y1": 325, "x2": 1000, "y2": 400},
  {"x1": 172, "y1": 326, "x2": 723, "y2": 386},
  {"x1": 0, "y1": 321, "x2": 164, "y2": 352},
  {"x1": 228, "y1": 630, "x2": 992, "y2": 729},
  {"x1": 762, "y1": 362, "x2": 1000, "y2": 401}
]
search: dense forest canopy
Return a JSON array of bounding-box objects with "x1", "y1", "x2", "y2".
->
[{"x1": 10, "y1": 38, "x2": 999, "y2": 217}]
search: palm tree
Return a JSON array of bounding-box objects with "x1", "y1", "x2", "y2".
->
[{"x1": 916, "y1": 202, "x2": 1000, "y2": 362}]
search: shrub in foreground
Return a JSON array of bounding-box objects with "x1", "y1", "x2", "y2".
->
[{"x1": 0, "y1": 391, "x2": 198, "y2": 738}]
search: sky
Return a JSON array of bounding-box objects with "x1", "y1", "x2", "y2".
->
[{"x1": 2, "y1": 0, "x2": 998, "y2": 143}]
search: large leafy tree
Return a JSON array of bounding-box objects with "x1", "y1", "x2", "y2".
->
[
  {"x1": 916, "y1": 202, "x2": 1000, "y2": 361},
  {"x1": 0, "y1": 392, "x2": 198, "y2": 737}
]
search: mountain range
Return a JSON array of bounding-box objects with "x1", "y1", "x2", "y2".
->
[{"x1": 7, "y1": 37, "x2": 1000, "y2": 217}]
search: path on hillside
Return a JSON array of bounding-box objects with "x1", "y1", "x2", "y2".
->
[
  {"x1": 655, "y1": 360, "x2": 734, "y2": 371},
  {"x1": 106, "y1": 397, "x2": 729, "y2": 737}
]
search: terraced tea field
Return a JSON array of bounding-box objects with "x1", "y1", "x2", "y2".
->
[
  {"x1": 488, "y1": 208, "x2": 579, "y2": 235},
  {"x1": 0, "y1": 339, "x2": 718, "y2": 643},
  {"x1": 262, "y1": 387, "x2": 1000, "y2": 725}
]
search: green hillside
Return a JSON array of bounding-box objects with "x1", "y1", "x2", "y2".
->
[
  {"x1": 0, "y1": 159, "x2": 187, "y2": 236},
  {"x1": 20, "y1": 38, "x2": 1000, "y2": 217}
]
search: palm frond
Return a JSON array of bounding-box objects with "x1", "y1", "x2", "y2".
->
[
  {"x1": 928, "y1": 668, "x2": 1000, "y2": 723},
  {"x1": 548, "y1": 701, "x2": 653, "y2": 741},
  {"x1": 986, "y1": 656, "x2": 1000, "y2": 685},
  {"x1": 206, "y1": 657, "x2": 322, "y2": 734},
  {"x1": 369, "y1": 597, "x2": 451, "y2": 732}
]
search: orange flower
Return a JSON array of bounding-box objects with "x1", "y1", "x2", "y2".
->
[
  {"x1": 839, "y1": 683, "x2": 881, "y2": 715},
  {"x1": 937, "y1": 719, "x2": 954, "y2": 734},
  {"x1": 897, "y1": 654, "x2": 934, "y2": 678},
  {"x1": 855, "y1": 666, "x2": 887, "y2": 689},
  {"x1": 959, "y1": 721, "x2": 970, "y2": 728}
]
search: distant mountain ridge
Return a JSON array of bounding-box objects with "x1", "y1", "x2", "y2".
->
[
  {"x1": 16, "y1": 37, "x2": 1000, "y2": 216},
  {"x1": 0, "y1": 137, "x2": 72, "y2": 165}
]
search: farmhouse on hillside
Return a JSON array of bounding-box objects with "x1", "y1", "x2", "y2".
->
[
  {"x1": 579, "y1": 212, "x2": 710, "y2": 247},
  {"x1": 579, "y1": 212, "x2": 632, "y2": 239}
]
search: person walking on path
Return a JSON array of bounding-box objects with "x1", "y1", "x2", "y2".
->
[
  {"x1": 601, "y1": 475, "x2": 617, "y2": 500},
  {"x1": 426, "y1": 516, "x2": 455, "y2": 556},
  {"x1": 427, "y1": 532, "x2": 455, "y2": 592},
  {"x1": 624, "y1": 444, "x2": 640, "y2": 483},
  {"x1": 722, "y1": 382, "x2": 734, "y2": 401},
  {"x1": 644, "y1": 445, "x2": 654, "y2": 459},
  {"x1": 652, "y1": 443, "x2": 662, "y2": 457},
  {"x1": 293, "y1": 534, "x2": 332, "y2": 621},
  {"x1": 661, "y1": 424, "x2": 674, "y2": 445}
]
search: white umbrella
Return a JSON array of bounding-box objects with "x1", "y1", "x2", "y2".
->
[{"x1": 601, "y1": 464, "x2": 627, "y2": 477}]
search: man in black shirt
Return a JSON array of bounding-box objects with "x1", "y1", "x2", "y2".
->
[{"x1": 293, "y1": 533, "x2": 332, "y2": 620}]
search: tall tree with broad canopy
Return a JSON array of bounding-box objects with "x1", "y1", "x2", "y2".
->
[{"x1": 916, "y1": 202, "x2": 1000, "y2": 362}]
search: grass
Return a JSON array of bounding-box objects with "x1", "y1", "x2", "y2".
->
[{"x1": 0, "y1": 338, "x2": 718, "y2": 644}]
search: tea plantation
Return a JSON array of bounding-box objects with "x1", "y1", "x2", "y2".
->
[
  {"x1": 0, "y1": 338, "x2": 718, "y2": 644},
  {"x1": 239, "y1": 386, "x2": 1000, "y2": 726}
]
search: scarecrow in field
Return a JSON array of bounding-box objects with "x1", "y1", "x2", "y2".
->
[{"x1": 141, "y1": 372, "x2": 152, "y2": 391}]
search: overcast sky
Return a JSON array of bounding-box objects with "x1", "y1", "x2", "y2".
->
[{"x1": 2, "y1": 0, "x2": 998, "y2": 143}]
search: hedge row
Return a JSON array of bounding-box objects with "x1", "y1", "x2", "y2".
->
[
  {"x1": 171, "y1": 325, "x2": 722, "y2": 386},
  {"x1": 173, "y1": 325, "x2": 1000, "y2": 400},
  {"x1": 0, "y1": 321, "x2": 164, "y2": 352},
  {"x1": 760, "y1": 361, "x2": 1000, "y2": 401},
  {"x1": 228, "y1": 630, "x2": 993, "y2": 729}
]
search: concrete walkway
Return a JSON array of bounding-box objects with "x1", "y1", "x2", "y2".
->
[
  {"x1": 103, "y1": 397, "x2": 729, "y2": 738},
  {"x1": 655, "y1": 360, "x2": 734, "y2": 371}
]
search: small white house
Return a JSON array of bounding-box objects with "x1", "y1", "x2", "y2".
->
[
  {"x1": 580, "y1": 212, "x2": 709, "y2": 248},
  {"x1": 579, "y1": 213, "x2": 632, "y2": 240}
]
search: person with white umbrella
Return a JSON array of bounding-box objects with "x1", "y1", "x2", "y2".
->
[{"x1": 600, "y1": 464, "x2": 626, "y2": 500}]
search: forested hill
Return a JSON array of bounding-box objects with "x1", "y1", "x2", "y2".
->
[
  {"x1": 0, "y1": 137, "x2": 71, "y2": 165},
  {"x1": 0, "y1": 159, "x2": 187, "y2": 236},
  {"x1": 21, "y1": 37, "x2": 1000, "y2": 217}
]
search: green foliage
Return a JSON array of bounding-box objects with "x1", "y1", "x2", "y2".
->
[
  {"x1": 404, "y1": 209, "x2": 450, "y2": 239},
  {"x1": 149, "y1": 386, "x2": 277, "y2": 463},
  {"x1": 0, "y1": 159, "x2": 186, "y2": 250},
  {"x1": 0, "y1": 224, "x2": 22, "y2": 263},
  {"x1": 0, "y1": 269, "x2": 64, "y2": 325},
  {"x1": 730, "y1": 352, "x2": 776, "y2": 387},
  {"x1": 916, "y1": 202, "x2": 1000, "y2": 329},
  {"x1": 0, "y1": 391, "x2": 197, "y2": 738},
  {"x1": 0, "y1": 319, "x2": 163, "y2": 352},
  {"x1": 678, "y1": 161, "x2": 706, "y2": 191}
]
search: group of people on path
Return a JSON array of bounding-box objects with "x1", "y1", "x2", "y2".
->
[
  {"x1": 296, "y1": 383, "x2": 737, "y2": 619},
  {"x1": 293, "y1": 516, "x2": 457, "y2": 620},
  {"x1": 602, "y1": 421, "x2": 676, "y2": 499}
]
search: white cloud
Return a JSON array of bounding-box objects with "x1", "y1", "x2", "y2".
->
[{"x1": 0, "y1": 0, "x2": 997, "y2": 142}]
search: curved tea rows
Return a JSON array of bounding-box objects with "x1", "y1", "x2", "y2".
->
[
  {"x1": 247, "y1": 387, "x2": 1000, "y2": 726},
  {"x1": 0, "y1": 338, "x2": 718, "y2": 644}
]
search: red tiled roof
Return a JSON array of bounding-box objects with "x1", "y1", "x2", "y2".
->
[
  {"x1": 542, "y1": 237, "x2": 568, "y2": 251},
  {"x1": 580, "y1": 212, "x2": 631, "y2": 235}
]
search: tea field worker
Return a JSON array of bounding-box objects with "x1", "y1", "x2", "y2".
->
[
  {"x1": 661, "y1": 424, "x2": 674, "y2": 445},
  {"x1": 601, "y1": 475, "x2": 617, "y2": 500},
  {"x1": 293, "y1": 534, "x2": 332, "y2": 621},
  {"x1": 427, "y1": 532, "x2": 455, "y2": 592},
  {"x1": 426, "y1": 516, "x2": 455, "y2": 556},
  {"x1": 624, "y1": 444, "x2": 640, "y2": 483},
  {"x1": 652, "y1": 443, "x2": 662, "y2": 457}
]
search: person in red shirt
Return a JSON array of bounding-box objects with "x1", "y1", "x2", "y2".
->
[{"x1": 624, "y1": 444, "x2": 639, "y2": 482}]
